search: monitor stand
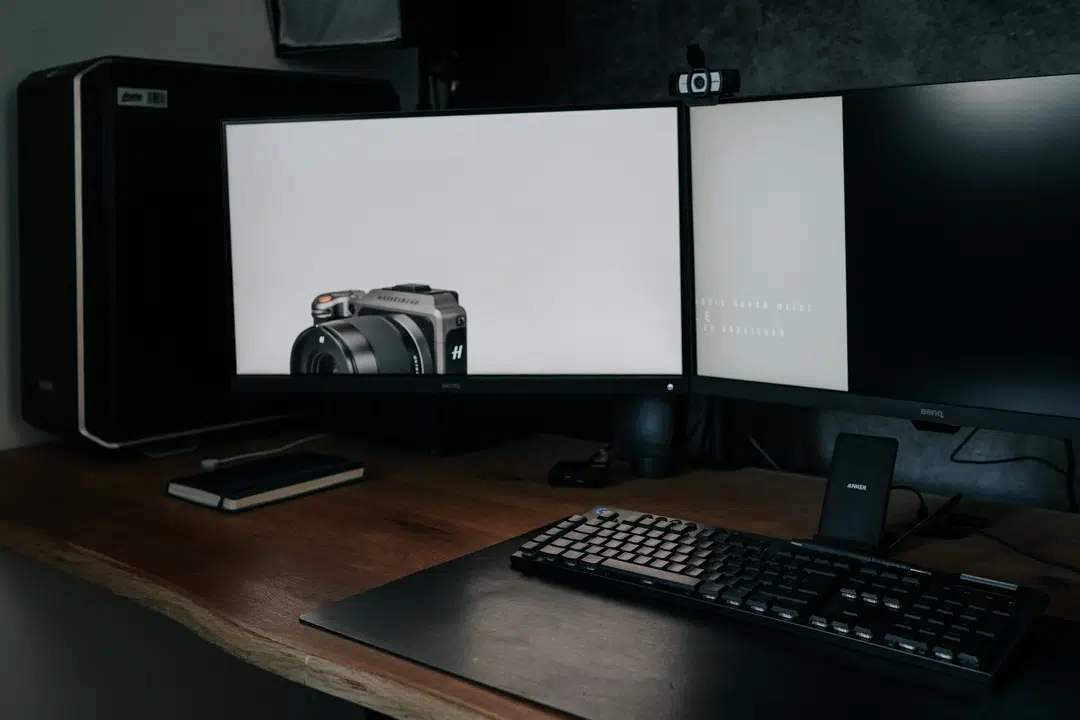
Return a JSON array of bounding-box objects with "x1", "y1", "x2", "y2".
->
[{"x1": 812, "y1": 432, "x2": 900, "y2": 555}]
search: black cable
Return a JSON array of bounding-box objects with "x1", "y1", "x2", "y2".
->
[
  {"x1": 976, "y1": 530, "x2": 1080, "y2": 576},
  {"x1": 950, "y1": 429, "x2": 1078, "y2": 513},
  {"x1": 950, "y1": 428, "x2": 1066, "y2": 475},
  {"x1": 890, "y1": 485, "x2": 928, "y2": 522}
]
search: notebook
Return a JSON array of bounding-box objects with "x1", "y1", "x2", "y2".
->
[{"x1": 167, "y1": 451, "x2": 365, "y2": 512}]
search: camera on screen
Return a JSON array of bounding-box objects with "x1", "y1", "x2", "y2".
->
[{"x1": 290, "y1": 284, "x2": 467, "y2": 375}]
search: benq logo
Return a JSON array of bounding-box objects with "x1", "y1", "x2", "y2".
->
[
  {"x1": 920, "y1": 408, "x2": 945, "y2": 419},
  {"x1": 846, "y1": 483, "x2": 868, "y2": 491},
  {"x1": 441, "y1": 382, "x2": 461, "y2": 390}
]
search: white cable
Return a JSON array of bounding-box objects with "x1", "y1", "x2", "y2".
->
[
  {"x1": 199, "y1": 434, "x2": 327, "y2": 471},
  {"x1": 747, "y1": 434, "x2": 783, "y2": 472}
]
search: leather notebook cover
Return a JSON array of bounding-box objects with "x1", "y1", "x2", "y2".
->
[{"x1": 167, "y1": 451, "x2": 364, "y2": 512}]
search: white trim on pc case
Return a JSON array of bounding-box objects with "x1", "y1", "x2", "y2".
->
[{"x1": 72, "y1": 63, "x2": 285, "y2": 449}]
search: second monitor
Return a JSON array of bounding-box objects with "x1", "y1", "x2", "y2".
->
[
  {"x1": 690, "y1": 74, "x2": 1080, "y2": 438},
  {"x1": 223, "y1": 104, "x2": 690, "y2": 394}
]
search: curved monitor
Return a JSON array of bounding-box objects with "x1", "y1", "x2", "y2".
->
[
  {"x1": 690, "y1": 74, "x2": 1080, "y2": 437},
  {"x1": 223, "y1": 104, "x2": 690, "y2": 394}
]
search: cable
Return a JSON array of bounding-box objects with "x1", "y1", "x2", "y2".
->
[
  {"x1": 890, "y1": 485, "x2": 928, "y2": 522},
  {"x1": 747, "y1": 434, "x2": 782, "y2": 471},
  {"x1": 950, "y1": 428, "x2": 1066, "y2": 474},
  {"x1": 976, "y1": 530, "x2": 1080, "y2": 576},
  {"x1": 199, "y1": 434, "x2": 327, "y2": 471},
  {"x1": 950, "y1": 429, "x2": 1078, "y2": 513}
]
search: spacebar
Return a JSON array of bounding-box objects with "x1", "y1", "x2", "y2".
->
[{"x1": 601, "y1": 559, "x2": 702, "y2": 591}]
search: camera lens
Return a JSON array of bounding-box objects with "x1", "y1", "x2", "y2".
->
[
  {"x1": 311, "y1": 353, "x2": 337, "y2": 374},
  {"x1": 291, "y1": 313, "x2": 434, "y2": 375},
  {"x1": 692, "y1": 73, "x2": 707, "y2": 91}
]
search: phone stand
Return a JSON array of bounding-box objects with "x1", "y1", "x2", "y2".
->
[{"x1": 813, "y1": 433, "x2": 900, "y2": 553}]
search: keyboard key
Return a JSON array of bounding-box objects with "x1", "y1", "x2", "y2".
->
[
  {"x1": 746, "y1": 595, "x2": 771, "y2": 613},
  {"x1": 957, "y1": 634, "x2": 995, "y2": 669},
  {"x1": 699, "y1": 583, "x2": 723, "y2": 600},
  {"x1": 563, "y1": 550, "x2": 584, "y2": 562},
  {"x1": 771, "y1": 601, "x2": 809, "y2": 621},
  {"x1": 721, "y1": 590, "x2": 747, "y2": 607},
  {"x1": 854, "y1": 625, "x2": 876, "y2": 641},
  {"x1": 601, "y1": 558, "x2": 703, "y2": 592},
  {"x1": 885, "y1": 633, "x2": 928, "y2": 654}
]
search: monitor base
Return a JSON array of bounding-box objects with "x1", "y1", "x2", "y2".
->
[{"x1": 612, "y1": 395, "x2": 683, "y2": 479}]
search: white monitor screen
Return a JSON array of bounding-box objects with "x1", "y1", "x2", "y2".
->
[
  {"x1": 225, "y1": 106, "x2": 685, "y2": 379},
  {"x1": 691, "y1": 97, "x2": 849, "y2": 392}
]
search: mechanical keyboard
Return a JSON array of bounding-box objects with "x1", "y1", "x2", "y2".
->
[{"x1": 510, "y1": 506, "x2": 1048, "y2": 688}]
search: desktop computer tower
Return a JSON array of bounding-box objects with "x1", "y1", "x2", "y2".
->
[{"x1": 17, "y1": 57, "x2": 400, "y2": 449}]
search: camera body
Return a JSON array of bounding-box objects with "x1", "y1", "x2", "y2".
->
[{"x1": 291, "y1": 283, "x2": 467, "y2": 375}]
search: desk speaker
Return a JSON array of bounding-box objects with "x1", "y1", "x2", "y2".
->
[{"x1": 17, "y1": 57, "x2": 399, "y2": 449}]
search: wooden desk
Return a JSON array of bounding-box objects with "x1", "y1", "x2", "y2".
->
[{"x1": 1, "y1": 433, "x2": 1078, "y2": 719}]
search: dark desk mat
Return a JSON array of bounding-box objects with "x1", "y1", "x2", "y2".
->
[{"x1": 302, "y1": 535, "x2": 1079, "y2": 720}]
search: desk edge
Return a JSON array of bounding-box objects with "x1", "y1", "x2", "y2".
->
[{"x1": 0, "y1": 520, "x2": 505, "y2": 720}]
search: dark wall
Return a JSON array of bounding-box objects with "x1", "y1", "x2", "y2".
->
[{"x1": 449, "y1": 0, "x2": 1080, "y2": 511}]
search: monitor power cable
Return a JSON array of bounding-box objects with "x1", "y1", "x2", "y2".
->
[{"x1": 949, "y1": 429, "x2": 1078, "y2": 513}]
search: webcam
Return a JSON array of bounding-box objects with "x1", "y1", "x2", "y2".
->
[{"x1": 669, "y1": 44, "x2": 741, "y2": 104}]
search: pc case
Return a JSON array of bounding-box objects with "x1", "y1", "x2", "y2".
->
[{"x1": 17, "y1": 57, "x2": 400, "y2": 448}]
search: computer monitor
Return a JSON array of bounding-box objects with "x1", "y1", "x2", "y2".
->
[
  {"x1": 690, "y1": 73, "x2": 1080, "y2": 438},
  {"x1": 222, "y1": 104, "x2": 690, "y2": 394}
]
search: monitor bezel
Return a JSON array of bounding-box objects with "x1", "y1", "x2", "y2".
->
[
  {"x1": 686, "y1": 79, "x2": 1080, "y2": 439},
  {"x1": 221, "y1": 101, "x2": 693, "y2": 396}
]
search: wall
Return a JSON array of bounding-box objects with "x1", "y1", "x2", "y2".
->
[
  {"x1": 0, "y1": 0, "x2": 415, "y2": 452},
  {"x1": 455, "y1": 0, "x2": 1080, "y2": 510}
]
